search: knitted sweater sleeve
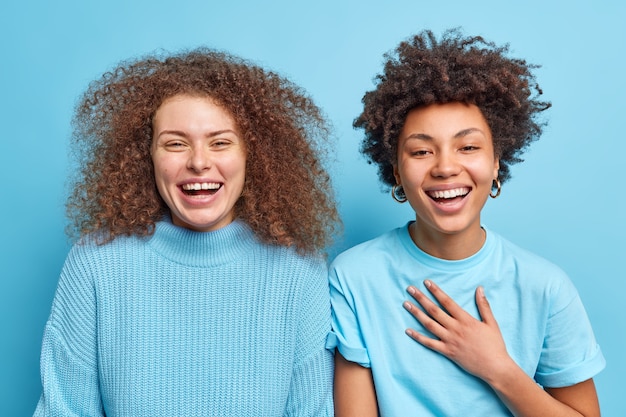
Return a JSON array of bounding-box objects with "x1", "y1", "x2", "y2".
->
[
  {"x1": 33, "y1": 243, "x2": 104, "y2": 417},
  {"x1": 283, "y1": 258, "x2": 334, "y2": 417}
]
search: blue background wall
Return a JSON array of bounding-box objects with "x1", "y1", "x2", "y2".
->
[{"x1": 1, "y1": 0, "x2": 624, "y2": 415}]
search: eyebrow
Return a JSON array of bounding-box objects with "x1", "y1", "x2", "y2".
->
[
  {"x1": 404, "y1": 128, "x2": 486, "y2": 141},
  {"x1": 156, "y1": 129, "x2": 239, "y2": 139}
]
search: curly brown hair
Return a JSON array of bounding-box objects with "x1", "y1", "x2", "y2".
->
[
  {"x1": 354, "y1": 28, "x2": 551, "y2": 192},
  {"x1": 68, "y1": 48, "x2": 339, "y2": 253}
]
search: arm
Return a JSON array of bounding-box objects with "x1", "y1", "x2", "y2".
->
[
  {"x1": 403, "y1": 280, "x2": 600, "y2": 417},
  {"x1": 334, "y1": 351, "x2": 379, "y2": 417},
  {"x1": 34, "y1": 325, "x2": 104, "y2": 417},
  {"x1": 284, "y1": 260, "x2": 334, "y2": 417},
  {"x1": 33, "y1": 246, "x2": 105, "y2": 417}
]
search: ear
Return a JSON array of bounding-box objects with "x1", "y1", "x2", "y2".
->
[
  {"x1": 393, "y1": 164, "x2": 401, "y2": 185},
  {"x1": 493, "y1": 157, "x2": 500, "y2": 180}
]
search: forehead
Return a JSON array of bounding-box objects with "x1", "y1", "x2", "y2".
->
[
  {"x1": 153, "y1": 94, "x2": 238, "y2": 131},
  {"x1": 401, "y1": 102, "x2": 491, "y2": 139}
]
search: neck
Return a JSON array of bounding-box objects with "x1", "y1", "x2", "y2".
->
[{"x1": 409, "y1": 221, "x2": 486, "y2": 260}]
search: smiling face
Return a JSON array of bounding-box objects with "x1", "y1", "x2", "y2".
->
[
  {"x1": 395, "y1": 102, "x2": 499, "y2": 259},
  {"x1": 151, "y1": 94, "x2": 246, "y2": 232}
]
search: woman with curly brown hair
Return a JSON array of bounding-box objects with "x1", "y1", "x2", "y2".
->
[
  {"x1": 34, "y1": 48, "x2": 338, "y2": 416},
  {"x1": 329, "y1": 29, "x2": 604, "y2": 416}
]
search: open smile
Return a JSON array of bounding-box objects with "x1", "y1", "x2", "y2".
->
[
  {"x1": 426, "y1": 187, "x2": 470, "y2": 204},
  {"x1": 181, "y1": 182, "x2": 222, "y2": 196}
]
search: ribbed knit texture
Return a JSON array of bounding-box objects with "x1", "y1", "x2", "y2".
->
[{"x1": 34, "y1": 219, "x2": 334, "y2": 417}]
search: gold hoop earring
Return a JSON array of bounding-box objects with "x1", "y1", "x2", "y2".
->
[
  {"x1": 392, "y1": 184, "x2": 407, "y2": 203},
  {"x1": 489, "y1": 178, "x2": 501, "y2": 199}
]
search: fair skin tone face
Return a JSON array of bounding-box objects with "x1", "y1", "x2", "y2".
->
[
  {"x1": 151, "y1": 94, "x2": 246, "y2": 232},
  {"x1": 334, "y1": 102, "x2": 601, "y2": 417}
]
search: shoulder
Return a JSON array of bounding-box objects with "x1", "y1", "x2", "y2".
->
[
  {"x1": 328, "y1": 226, "x2": 409, "y2": 297},
  {"x1": 488, "y1": 230, "x2": 576, "y2": 297},
  {"x1": 68, "y1": 233, "x2": 145, "y2": 262},
  {"x1": 492, "y1": 231, "x2": 567, "y2": 275},
  {"x1": 60, "y1": 233, "x2": 149, "y2": 288},
  {"x1": 258, "y1": 238, "x2": 325, "y2": 264},
  {"x1": 258, "y1": 245, "x2": 331, "y2": 321},
  {"x1": 331, "y1": 226, "x2": 403, "y2": 270},
  {"x1": 252, "y1": 241, "x2": 329, "y2": 287}
]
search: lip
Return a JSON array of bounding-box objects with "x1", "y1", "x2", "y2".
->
[
  {"x1": 423, "y1": 183, "x2": 471, "y2": 214},
  {"x1": 176, "y1": 178, "x2": 224, "y2": 205},
  {"x1": 424, "y1": 183, "x2": 471, "y2": 193},
  {"x1": 177, "y1": 178, "x2": 223, "y2": 187}
]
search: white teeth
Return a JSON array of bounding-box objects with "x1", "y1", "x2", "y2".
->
[
  {"x1": 182, "y1": 182, "x2": 220, "y2": 191},
  {"x1": 429, "y1": 188, "x2": 469, "y2": 199}
]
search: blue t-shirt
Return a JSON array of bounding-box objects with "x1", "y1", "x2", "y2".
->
[{"x1": 328, "y1": 222, "x2": 605, "y2": 417}]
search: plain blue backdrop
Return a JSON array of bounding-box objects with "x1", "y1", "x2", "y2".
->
[{"x1": 2, "y1": 0, "x2": 624, "y2": 415}]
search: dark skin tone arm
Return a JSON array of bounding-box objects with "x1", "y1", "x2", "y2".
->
[{"x1": 334, "y1": 351, "x2": 379, "y2": 417}]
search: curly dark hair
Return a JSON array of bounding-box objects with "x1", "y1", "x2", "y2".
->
[
  {"x1": 354, "y1": 28, "x2": 551, "y2": 192},
  {"x1": 68, "y1": 48, "x2": 339, "y2": 253}
]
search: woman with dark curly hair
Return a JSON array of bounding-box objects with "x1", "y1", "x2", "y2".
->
[
  {"x1": 329, "y1": 29, "x2": 604, "y2": 416},
  {"x1": 34, "y1": 48, "x2": 338, "y2": 416}
]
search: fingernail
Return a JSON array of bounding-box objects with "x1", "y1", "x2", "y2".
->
[
  {"x1": 424, "y1": 279, "x2": 432, "y2": 288},
  {"x1": 403, "y1": 301, "x2": 412, "y2": 311},
  {"x1": 407, "y1": 286, "x2": 416, "y2": 295}
]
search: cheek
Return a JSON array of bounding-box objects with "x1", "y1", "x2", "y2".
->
[
  {"x1": 474, "y1": 165, "x2": 498, "y2": 186},
  {"x1": 152, "y1": 167, "x2": 168, "y2": 198},
  {"x1": 152, "y1": 154, "x2": 178, "y2": 181},
  {"x1": 397, "y1": 162, "x2": 427, "y2": 187},
  {"x1": 151, "y1": 161, "x2": 178, "y2": 203},
  {"x1": 152, "y1": 161, "x2": 166, "y2": 184},
  {"x1": 467, "y1": 154, "x2": 498, "y2": 178},
  {"x1": 224, "y1": 154, "x2": 247, "y2": 180}
]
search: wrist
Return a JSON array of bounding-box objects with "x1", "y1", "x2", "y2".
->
[{"x1": 481, "y1": 357, "x2": 523, "y2": 392}]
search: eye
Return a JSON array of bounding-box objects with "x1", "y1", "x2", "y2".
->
[
  {"x1": 460, "y1": 145, "x2": 479, "y2": 152},
  {"x1": 410, "y1": 149, "x2": 431, "y2": 157},
  {"x1": 165, "y1": 140, "x2": 187, "y2": 150},
  {"x1": 210, "y1": 138, "x2": 236, "y2": 150}
]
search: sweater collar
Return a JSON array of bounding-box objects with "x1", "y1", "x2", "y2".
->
[{"x1": 147, "y1": 217, "x2": 258, "y2": 267}]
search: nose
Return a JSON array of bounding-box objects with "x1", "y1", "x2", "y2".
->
[
  {"x1": 187, "y1": 147, "x2": 211, "y2": 172},
  {"x1": 430, "y1": 151, "x2": 461, "y2": 178}
]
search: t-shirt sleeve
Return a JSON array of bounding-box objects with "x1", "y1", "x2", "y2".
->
[
  {"x1": 535, "y1": 276, "x2": 605, "y2": 388},
  {"x1": 33, "y1": 244, "x2": 105, "y2": 417},
  {"x1": 327, "y1": 262, "x2": 371, "y2": 368}
]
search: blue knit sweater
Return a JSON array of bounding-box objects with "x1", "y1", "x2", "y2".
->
[{"x1": 34, "y1": 219, "x2": 334, "y2": 416}]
